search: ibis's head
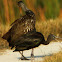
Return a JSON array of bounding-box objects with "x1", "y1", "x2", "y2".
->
[
  {"x1": 47, "y1": 34, "x2": 56, "y2": 41},
  {"x1": 45, "y1": 34, "x2": 58, "y2": 45},
  {"x1": 45, "y1": 34, "x2": 62, "y2": 45}
]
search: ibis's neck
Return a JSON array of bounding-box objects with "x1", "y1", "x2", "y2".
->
[{"x1": 42, "y1": 38, "x2": 51, "y2": 45}]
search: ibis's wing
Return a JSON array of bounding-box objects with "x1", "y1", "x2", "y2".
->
[
  {"x1": 10, "y1": 15, "x2": 35, "y2": 41},
  {"x1": 14, "y1": 32, "x2": 41, "y2": 46}
]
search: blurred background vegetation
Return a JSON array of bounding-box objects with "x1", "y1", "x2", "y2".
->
[{"x1": 0, "y1": 0, "x2": 62, "y2": 38}]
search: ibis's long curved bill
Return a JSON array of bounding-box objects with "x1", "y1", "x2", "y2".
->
[{"x1": 55, "y1": 36, "x2": 62, "y2": 42}]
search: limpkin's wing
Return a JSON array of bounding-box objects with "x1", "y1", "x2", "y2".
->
[
  {"x1": 10, "y1": 15, "x2": 35, "y2": 41},
  {"x1": 10, "y1": 19, "x2": 21, "y2": 26},
  {"x1": 10, "y1": 15, "x2": 27, "y2": 26}
]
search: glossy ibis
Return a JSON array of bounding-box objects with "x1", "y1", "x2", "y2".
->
[{"x1": 13, "y1": 29, "x2": 57, "y2": 60}]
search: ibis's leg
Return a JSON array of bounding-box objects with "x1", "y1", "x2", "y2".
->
[
  {"x1": 19, "y1": 51, "x2": 29, "y2": 60},
  {"x1": 31, "y1": 48, "x2": 34, "y2": 59}
]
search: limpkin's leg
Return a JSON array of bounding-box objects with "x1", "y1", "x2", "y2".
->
[
  {"x1": 31, "y1": 48, "x2": 34, "y2": 60},
  {"x1": 19, "y1": 51, "x2": 29, "y2": 60}
]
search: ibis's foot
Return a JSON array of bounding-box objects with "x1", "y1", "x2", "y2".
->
[
  {"x1": 31, "y1": 54, "x2": 34, "y2": 58},
  {"x1": 31, "y1": 54, "x2": 34, "y2": 60},
  {"x1": 21, "y1": 56, "x2": 29, "y2": 60}
]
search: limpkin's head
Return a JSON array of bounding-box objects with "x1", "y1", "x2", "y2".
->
[
  {"x1": 26, "y1": 10, "x2": 35, "y2": 17},
  {"x1": 18, "y1": 1, "x2": 29, "y2": 11},
  {"x1": 18, "y1": 1, "x2": 23, "y2": 4},
  {"x1": 18, "y1": 1, "x2": 35, "y2": 17}
]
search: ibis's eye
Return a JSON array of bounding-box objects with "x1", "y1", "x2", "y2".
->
[{"x1": 53, "y1": 36, "x2": 55, "y2": 39}]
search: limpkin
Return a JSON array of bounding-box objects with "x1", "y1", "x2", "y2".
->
[
  {"x1": 13, "y1": 29, "x2": 58, "y2": 60},
  {"x1": 2, "y1": 1, "x2": 36, "y2": 60},
  {"x1": 2, "y1": 1, "x2": 36, "y2": 48}
]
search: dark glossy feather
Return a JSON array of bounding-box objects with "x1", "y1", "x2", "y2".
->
[
  {"x1": 13, "y1": 33, "x2": 56, "y2": 52},
  {"x1": 13, "y1": 30, "x2": 45, "y2": 51}
]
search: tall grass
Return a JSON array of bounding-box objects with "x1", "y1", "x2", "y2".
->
[
  {"x1": 36, "y1": 18, "x2": 62, "y2": 39},
  {"x1": 3, "y1": 0, "x2": 10, "y2": 25},
  {"x1": 0, "y1": 0, "x2": 62, "y2": 26},
  {"x1": 43, "y1": 52, "x2": 62, "y2": 62}
]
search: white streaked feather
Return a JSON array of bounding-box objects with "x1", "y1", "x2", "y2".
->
[
  {"x1": 31, "y1": 19, "x2": 33, "y2": 22},
  {"x1": 24, "y1": 30, "x2": 25, "y2": 32},
  {"x1": 27, "y1": 29, "x2": 29, "y2": 32},
  {"x1": 28, "y1": 28, "x2": 31, "y2": 31}
]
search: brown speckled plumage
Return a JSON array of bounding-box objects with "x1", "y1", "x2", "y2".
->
[{"x1": 2, "y1": 1, "x2": 36, "y2": 48}]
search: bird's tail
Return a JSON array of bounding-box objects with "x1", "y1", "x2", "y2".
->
[{"x1": 2, "y1": 30, "x2": 11, "y2": 42}]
